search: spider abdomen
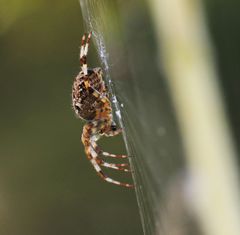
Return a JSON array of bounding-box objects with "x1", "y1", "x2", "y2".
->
[
  {"x1": 75, "y1": 96, "x2": 103, "y2": 121},
  {"x1": 72, "y1": 70, "x2": 105, "y2": 121}
]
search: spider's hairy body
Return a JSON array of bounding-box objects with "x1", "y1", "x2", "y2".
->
[
  {"x1": 71, "y1": 32, "x2": 133, "y2": 188},
  {"x1": 72, "y1": 68, "x2": 107, "y2": 121}
]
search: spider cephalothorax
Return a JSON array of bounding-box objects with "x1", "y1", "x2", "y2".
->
[{"x1": 72, "y1": 32, "x2": 133, "y2": 188}]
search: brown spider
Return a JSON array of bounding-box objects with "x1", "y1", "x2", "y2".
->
[{"x1": 72, "y1": 32, "x2": 133, "y2": 188}]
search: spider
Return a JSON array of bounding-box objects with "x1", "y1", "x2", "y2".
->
[{"x1": 72, "y1": 32, "x2": 133, "y2": 188}]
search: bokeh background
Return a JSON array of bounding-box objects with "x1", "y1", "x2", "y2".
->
[
  {"x1": 0, "y1": 1, "x2": 141, "y2": 235},
  {"x1": 0, "y1": 0, "x2": 240, "y2": 235}
]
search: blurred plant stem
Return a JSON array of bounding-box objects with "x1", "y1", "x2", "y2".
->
[{"x1": 147, "y1": 0, "x2": 240, "y2": 235}]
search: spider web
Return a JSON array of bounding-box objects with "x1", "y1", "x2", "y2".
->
[
  {"x1": 80, "y1": 0, "x2": 239, "y2": 235},
  {"x1": 78, "y1": 1, "x2": 188, "y2": 235}
]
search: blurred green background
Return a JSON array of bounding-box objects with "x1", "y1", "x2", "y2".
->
[
  {"x1": 0, "y1": 1, "x2": 142, "y2": 234},
  {"x1": 1, "y1": 0, "x2": 240, "y2": 235},
  {"x1": 206, "y1": 0, "x2": 240, "y2": 152}
]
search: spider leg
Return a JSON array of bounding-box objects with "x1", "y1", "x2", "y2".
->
[
  {"x1": 84, "y1": 32, "x2": 92, "y2": 56},
  {"x1": 89, "y1": 122, "x2": 128, "y2": 159},
  {"x1": 80, "y1": 32, "x2": 92, "y2": 75},
  {"x1": 101, "y1": 152, "x2": 128, "y2": 158},
  {"x1": 104, "y1": 127, "x2": 123, "y2": 137},
  {"x1": 80, "y1": 33, "x2": 86, "y2": 60},
  {"x1": 90, "y1": 140, "x2": 128, "y2": 159},
  {"x1": 81, "y1": 122, "x2": 133, "y2": 188},
  {"x1": 89, "y1": 138, "x2": 129, "y2": 168},
  {"x1": 96, "y1": 158, "x2": 131, "y2": 172}
]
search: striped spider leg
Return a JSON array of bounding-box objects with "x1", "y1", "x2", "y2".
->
[
  {"x1": 90, "y1": 126, "x2": 128, "y2": 159},
  {"x1": 82, "y1": 120, "x2": 133, "y2": 188}
]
